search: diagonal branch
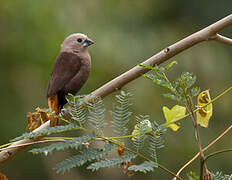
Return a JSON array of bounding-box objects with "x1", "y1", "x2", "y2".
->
[{"x1": 0, "y1": 14, "x2": 232, "y2": 167}]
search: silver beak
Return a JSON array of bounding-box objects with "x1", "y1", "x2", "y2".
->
[{"x1": 83, "y1": 38, "x2": 94, "y2": 47}]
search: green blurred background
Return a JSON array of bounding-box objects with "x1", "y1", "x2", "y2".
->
[{"x1": 0, "y1": 1, "x2": 231, "y2": 179}]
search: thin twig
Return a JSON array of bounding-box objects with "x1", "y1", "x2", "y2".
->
[
  {"x1": 183, "y1": 86, "x2": 206, "y2": 180},
  {"x1": 204, "y1": 149, "x2": 232, "y2": 162},
  {"x1": 210, "y1": 34, "x2": 232, "y2": 45},
  {"x1": 229, "y1": 173, "x2": 232, "y2": 180},
  {"x1": 0, "y1": 139, "x2": 65, "y2": 151},
  {"x1": 173, "y1": 124, "x2": 232, "y2": 179}
]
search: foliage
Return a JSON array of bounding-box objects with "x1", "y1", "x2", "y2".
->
[
  {"x1": 29, "y1": 134, "x2": 95, "y2": 155},
  {"x1": 141, "y1": 62, "x2": 200, "y2": 105},
  {"x1": 211, "y1": 171, "x2": 230, "y2": 180},
  {"x1": 111, "y1": 91, "x2": 132, "y2": 137},
  {"x1": 87, "y1": 151, "x2": 136, "y2": 171},
  {"x1": 188, "y1": 171, "x2": 199, "y2": 180},
  {"x1": 65, "y1": 94, "x2": 88, "y2": 126},
  {"x1": 11, "y1": 89, "x2": 165, "y2": 175},
  {"x1": 142, "y1": 61, "x2": 205, "y2": 130},
  {"x1": 7, "y1": 61, "x2": 231, "y2": 179},
  {"x1": 148, "y1": 121, "x2": 166, "y2": 162},
  {"x1": 131, "y1": 115, "x2": 152, "y2": 152},
  {"x1": 88, "y1": 96, "x2": 105, "y2": 132},
  {"x1": 162, "y1": 105, "x2": 186, "y2": 131},
  {"x1": 128, "y1": 161, "x2": 157, "y2": 173},
  {"x1": 196, "y1": 90, "x2": 213, "y2": 128},
  {"x1": 11, "y1": 123, "x2": 82, "y2": 142},
  {"x1": 55, "y1": 143, "x2": 115, "y2": 174}
]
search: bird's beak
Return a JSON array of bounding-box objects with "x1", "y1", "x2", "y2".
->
[{"x1": 83, "y1": 38, "x2": 94, "y2": 47}]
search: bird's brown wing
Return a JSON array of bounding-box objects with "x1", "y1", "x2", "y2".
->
[
  {"x1": 47, "y1": 52, "x2": 81, "y2": 98},
  {"x1": 47, "y1": 52, "x2": 81, "y2": 127}
]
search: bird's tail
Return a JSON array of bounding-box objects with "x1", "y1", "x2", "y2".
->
[{"x1": 48, "y1": 94, "x2": 59, "y2": 127}]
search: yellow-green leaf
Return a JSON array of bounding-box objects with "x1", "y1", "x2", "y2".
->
[
  {"x1": 163, "y1": 105, "x2": 186, "y2": 131},
  {"x1": 131, "y1": 120, "x2": 152, "y2": 141},
  {"x1": 196, "y1": 90, "x2": 213, "y2": 128}
]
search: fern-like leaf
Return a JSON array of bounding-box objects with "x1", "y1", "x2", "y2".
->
[
  {"x1": 11, "y1": 124, "x2": 82, "y2": 142},
  {"x1": 55, "y1": 143, "x2": 114, "y2": 174},
  {"x1": 29, "y1": 134, "x2": 95, "y2": 155},
  {"x1": 148, "y1": 135, "x2": 158, "y2": 162},
  {"x1": 180, "y1": 72, "x2": 196, "y2": 88},
  {"x1": 147, "y1": 121, "x2": 166, "y2": 162},
  {"x1": 163, "y1": 93, "x2": 181, "y2": 102},
  {"x1": 88, "y1": 97, "x2": 105, "y2": 132},
  {"x1": 111, "y1": 91, "x2": 132, "y2": 137},
  {"x1": 65, "y1": 94, "x2": 88, "y2": 125},
  {"x1": 211, "y1": 171, "x2": 230, "y2": 180},
  {"x1": 128, "y1": 161, "x2": 157, "y2": 173},
  {"x1": 87, "y1": 152, "x2": 136, "y2": 171},
  {"x1": 132, "y1": 115, "x2": 152, "y2": 152}
]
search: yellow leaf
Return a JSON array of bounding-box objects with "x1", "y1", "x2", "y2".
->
[
  {"x1": 163, "y1": 105, "x2": 186, "y2": 131},
  {"x1": 196, "y1": 90, "x2": 212, "y2": 128}
]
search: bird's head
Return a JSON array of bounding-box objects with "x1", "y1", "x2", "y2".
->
[{"x1": 60, "y1": 33, "x2": 94, "y2": 53}]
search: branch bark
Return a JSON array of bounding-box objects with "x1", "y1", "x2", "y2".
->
[
  {"x1": 210, "y1": 34, "x2": 232, "y2": 45},
  {"x1": 0, "y1": 14, "x2": 232, "y2": 167}
]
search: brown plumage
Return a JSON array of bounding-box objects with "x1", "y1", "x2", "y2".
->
[{"x1": 47, "y1": 33, "x2": 94, "y2": 126}]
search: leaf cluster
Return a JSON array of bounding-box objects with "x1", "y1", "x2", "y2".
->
[
  {"x1": 128, "y1": 161, "x2": 157, "y2": 173},
  {"x1": 55, "y1": 142, "x2": 116, "y2": 174},
  {"x1": 29, "y1": 134, "x2": 95, "y2": 155},
  {"x1": 10, "y1": 61, "x2": 229, "y2": 179},
  {"x1": 111, "y1": 91, "x2": 132, "y2": 137},
  {"x1": 141, "y1": 61, "x2": 200, "y2": 103},
  {"x1": 15, "y1": 90, "x2": 164, "y2": 175}
]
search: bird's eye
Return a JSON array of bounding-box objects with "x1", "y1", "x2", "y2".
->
[{"x1": 77, "y1": 38, "x2": 82, "y2": 43}]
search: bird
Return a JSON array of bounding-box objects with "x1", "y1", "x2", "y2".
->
[{"x1": 47, "y1": 33, "x2": 94, "y2": 127}]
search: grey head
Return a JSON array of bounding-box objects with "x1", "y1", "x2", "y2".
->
[{"x1": 60, "y1": 33, "x2": 94, "y2": 53}]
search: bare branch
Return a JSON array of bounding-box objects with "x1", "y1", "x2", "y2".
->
[
  {"x1": 1, "y1": 14, "x2": 232, "y2": 167},
  {"x1": 86, "y1": 15, "x2": 232, "y2": 99},
  {"x1": 0, "y1": 121, "x2": 50, "y2": 166},
  {"x1": 0, "y1": 138, "x2": 65, "y2": 151},
  {"x1": 210, "y1": 34, "x2": 232, "y2": 45}
]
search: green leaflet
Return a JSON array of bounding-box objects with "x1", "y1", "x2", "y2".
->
[
  {"x1": 87, "y1": 152, "x2": 136, "y2": 171},
  {"x1": 65, "y1": 94, "x2": 88, "y2": 125},
  {"x1": 11, "y1": 124, "x2": 82, "y2": 142},
  {"x1": 211, "y1": 171, "x2": 230, "y2": 180},
  {"x1": 55, "y1": 143, "x2": 115, "y2": 174},
  {"x1": 29, "y1": 134, "x2": 95, "y2": 155},
  {"x1": 128, "y1": 161, "x2": 157, "y2": 173},
  {"x1": 131, "y1": 115, "x2": 152, "y2": 152},
  {"x1": 111, "y1": 91, "x2": 132, "y2": 137},
  {"x1": 88, "y1": 97, "x2": 105, "y2": 132}
]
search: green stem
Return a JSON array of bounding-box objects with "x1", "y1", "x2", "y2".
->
[
  {"x1": 43, "y1": 134, "x2": 134, "y2": 141},
  {"x1": 0, "y1": 142, "x2": 14, "y2": 149},
  {"x1": 94, "y1": 135, "x2": 134, "y2": 141},
  {"x1": 59, "y1": 117, "x2": 71, "y2": 124},
  {"x1": 43, "y1": 137, "x2": 74, "y2": 140}
]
